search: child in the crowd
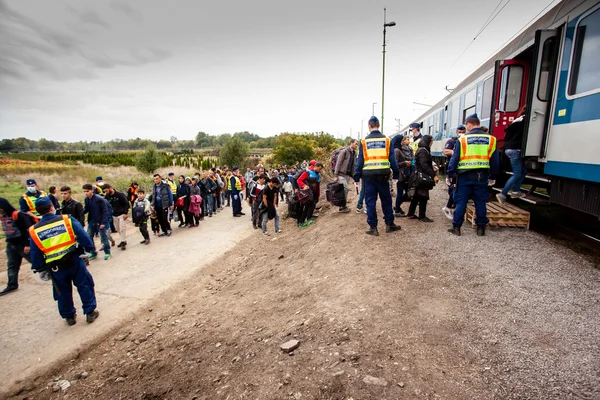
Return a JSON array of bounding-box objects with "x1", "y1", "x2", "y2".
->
[
  {"x1": 282, "y1": 177, "x2": 293, "y2": 203},
  {"x1": 132, "y1": 190, "x2": 151, "y2": 244}
]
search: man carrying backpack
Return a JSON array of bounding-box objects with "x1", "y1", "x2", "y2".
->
[
  {"x1": 0, "y1": 198, "x2": 34, "y2": 296},
  {"x1": 333, "y1": 139, "x2": 358, "y2": 213}
]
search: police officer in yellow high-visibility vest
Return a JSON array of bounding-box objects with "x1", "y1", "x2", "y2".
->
[
  {"x1": 19, "y1": 178, "x2": 47, "y2": 220},
  {"x1": 353, "y1": 116, "x2": 401, "y2": 236},
  {"x1": 447, "y1": 113, "x2": 499, "y2": 237},
  {"x1": 409, "y1": 122, "x2": 423, "y2": 152},
  {"x1": 29, "y1": 196, "x2": 99, "y2": 326}
]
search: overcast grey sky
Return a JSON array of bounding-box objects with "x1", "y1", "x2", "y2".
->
[{"x1": 0, "y1": 0, "x2": 559, "y2": 142}]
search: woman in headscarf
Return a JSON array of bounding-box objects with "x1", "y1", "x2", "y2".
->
[
  {"x1": 406, "y1": 134, "x2": 438, "y2": 222},
  {"x1": 392, "y1": 135, "x2": 414, "y2": 217},
  {"x1": 176, "y1": 175, "x2": 191, "y2": 227}
]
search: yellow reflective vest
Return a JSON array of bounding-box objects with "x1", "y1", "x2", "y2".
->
[
  {"x1": 410, "y1": 136, "x2": 422, "y2": 152},
  {"x1": 457, "y1": 134, "x2": 497, "y2": 170},
  {"x1": 29, "y1": 215, "x2": 77, "y2": 264},
  {"x1": 167, "y1": 180, "x2": 177, "y2": 195},
  {"x1": 362, "y1": 137, "x2": 391, "y2": 175},
  {"x1": 22, "y1": 191, "x2": 48, "y2": 217}
]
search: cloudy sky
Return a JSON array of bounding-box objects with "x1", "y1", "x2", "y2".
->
[{"x1": 0, "y1": 0, "x2": 559, "y2": 142}]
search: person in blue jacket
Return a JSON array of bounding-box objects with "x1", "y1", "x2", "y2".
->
[
  {"x1": 354, "y1": 116, "x2": 401, "y2": 236},
  {"x1": 447, "y1": 113, "x2": 499, "y2": 236},
  {"x1": 82, "y1": 183, "x2": 112, "y2": 260},
  {"x1": 29, "y1": 197, "x2": 99, "y2": 326}
]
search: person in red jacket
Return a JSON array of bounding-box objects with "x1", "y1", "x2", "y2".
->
[{"x1": 296, "y1": 160, "x2": 322, "y2": 228}]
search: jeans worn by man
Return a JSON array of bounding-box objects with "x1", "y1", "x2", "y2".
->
[{"x1": 87, "y1": 222, "x2": 110, "y2": 257}]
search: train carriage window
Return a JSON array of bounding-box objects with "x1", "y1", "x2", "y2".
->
[
  {"x1": 538, "y1": 37, "x2": 557, "y2": 101},
  {"x1": 450, "y1": 98, "x2": 460, "y2": 129},
  {"x1": 498, "y1": 66, "x2": 523, "y2": 112},
  {"x1": 462, "y1": 88, "x2": 476, "y2": 122},
  {"x1": 481, "y1": 77, "x2": 493, "y2": 120},
  {"x1": 569, "y1": 8, "x2": 600, "y2": 95}
]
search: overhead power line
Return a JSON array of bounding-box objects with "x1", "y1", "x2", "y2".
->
[{"x1": 448, "y1": 0, "x2": 513, "y2": 69}]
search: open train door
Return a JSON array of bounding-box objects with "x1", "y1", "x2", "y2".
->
[
  {"x1": 489, "y1": 59, "x2": 529, "y2": 146},
  {"x1": 523, "y1": 29, "x2": 560, "y2": 158}
]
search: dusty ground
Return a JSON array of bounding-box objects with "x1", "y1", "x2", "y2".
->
[{"x1": 4, "y1": 185, "x2": 600, "y2": 400}]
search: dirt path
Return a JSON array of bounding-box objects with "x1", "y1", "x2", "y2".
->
[
  {"x1": 4, "y1": 186, "x2": 600, "y2": 399},
  {"x1": 0, "y1": 208, "x2": 254, "y2": 393}
]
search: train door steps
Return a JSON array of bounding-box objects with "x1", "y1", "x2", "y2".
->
[
  {"x1": 467, "y1": 201, "x2": 530, "y2": 229},
  {"x1": 490, "y1": 186, "x2": 550, "y2": 205}
]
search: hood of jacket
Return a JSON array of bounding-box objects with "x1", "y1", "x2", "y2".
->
[{"x1": 418, "y1": 134, "x2": 433, "y2": 149}]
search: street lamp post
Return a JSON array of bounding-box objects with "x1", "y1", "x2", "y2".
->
[
  {"x1": 371, "y1": 102, "x2": 377, "y2": 117},
  {"x1": 381, "y1": 8, "x2": 396, "y2": 135}
]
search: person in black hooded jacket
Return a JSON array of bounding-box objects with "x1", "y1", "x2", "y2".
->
[
  {"x1": 406, "y1": 135, "x2": 438, "y2": 222},
  {"x1": 0, "y1": 197, "x2": 35, "y2": 295}
]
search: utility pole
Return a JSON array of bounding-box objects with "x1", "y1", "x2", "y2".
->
[{"x1": 381, "y1": 8, "x2": 396, "y2": 135}]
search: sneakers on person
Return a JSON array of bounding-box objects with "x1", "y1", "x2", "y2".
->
[
  {"x1": 252, "y1": 224, "x2": 258, "y2": 229},
  {"x1": 406, "y1": 214, "x2": 417, "y2": 220},
  {"x1": 167, "y1": 231, "x2": 172, "y2": 237},
  {"x1": 66, "y1": 316, "x2": 76, "y2": 326},
  {"x1": 339, "y1": 207, "x2": 350, "y2": 213},
  {"x1": 0, "y1": 287, "x2": 18, "y2": 296},
  {"x1": 275, "y1": 229, "x2": 282, "y2": 234},
  {"x1": 140, "y1": 240, "x2": 146, "y2": 244},
  {"x1": 511, "y1": 191, "x2": 526, "y2": 199},
  {"x1": 419, "y1": 217, "x2": 434, "y2": 223},
  {"x1": 104, "y1": 254, "x2": 111, "y2": 261},
  {"x1": 110, "y1": 239, "x2": 116, "y2": 247},
  {"x1": 240, "y1": 212, "x2": 246, "y2": 216},
  {"x1": 117, "y1": 241, "x2": 124, "y2": 248},
  {"x1": 477, "y1": 226, "x2": 486, "y2": 236},
  {"x1": 496, "y1": 193, "x2": 507, "y2": 204},
  {"x1": 88, "y1": 253, "x2": 97, "y2": 261},
  {"x1": 394, "y1": 209, "x2": 406, "y2": 217},
  {"x1": 263, "y1": 231, "x2": 270, "y2": 236},
  {"x1": 306, "y1": 219, "x2": 315, "y2": 226},
  {"x1": 120, "y1": 241, "x2": 127, "y2": 251},
  {"x1": 144, "y1": 239, "x2": 150, "y2": 245},
  {"x1": 86, "y1": 310, "x2": 99, "y2": 323},
  {"x1": 442, "y1": 207, "x2": 453, "y2": 220},
  {"x1": 356, "y1": 208, "x2": 363, "y2": 214},
  {"x1": 363, "y1": 209, "x2": 367, "y2": 214}
]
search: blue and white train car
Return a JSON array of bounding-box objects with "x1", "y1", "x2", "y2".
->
[{"x1": 397, "y1": 0, "x2": 600, "y2": 218}]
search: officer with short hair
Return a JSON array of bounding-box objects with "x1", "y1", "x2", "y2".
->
[
  {"x1": 354, "y1": 116, "x2": 401, "y2": 236},
  {"x1": 28, "y1": 197, "x2": 99, "y2": 326},
  {"x1": 20, "y1": 179, "x2": 47, "y2": 220},
  {"x1": 447, "y1": 114, "x2": 499, "y2": 236},
  {"x1": 442, "y1": 125, "x2": 467, "y2": 219},
  {"x1": 409, "y1": 123, "x2": 423, "y2": 152}
]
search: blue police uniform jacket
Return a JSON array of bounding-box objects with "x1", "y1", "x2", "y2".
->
[
  {"x1": 354, "y1": 130, "x2": 399, "y2": 181},
  {"x1": 29, "y1": 214, "x2": 95, "y2": 271},
  {"x1": 447, "y1": 128, "x2": 499, "y2": 180}
]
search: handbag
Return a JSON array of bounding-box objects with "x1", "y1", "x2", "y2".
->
[
  {"x1": 297, "y1": 189, "x2": 314, "y2": 205},
  {"x1": 175, "y1": 197, "x2": 185, "y2": 208},
  {"x1": 415, "y1": 171, "x2": 435, "y2": 190}
]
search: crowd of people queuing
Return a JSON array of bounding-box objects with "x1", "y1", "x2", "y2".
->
[{"x1": 1, "y1": 112, "x2": 504, "y2": 325}]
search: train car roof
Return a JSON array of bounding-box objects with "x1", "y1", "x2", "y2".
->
[{"x1": 401, "y1": 0, "x2": 577, "y2": 133}]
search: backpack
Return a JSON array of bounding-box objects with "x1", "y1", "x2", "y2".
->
[
  {"x1": 132, "y1": 203, "x2": 146, "y2": 224},
  {"x1": 291, "y1": 169, "x2": 306, "y2": 190},
  {"x1": 248, "y1": 180, "x2": 258, "y2": 197},
  {"x1": 330, "y1": 147, "x2": 344, "y2": 172}
]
